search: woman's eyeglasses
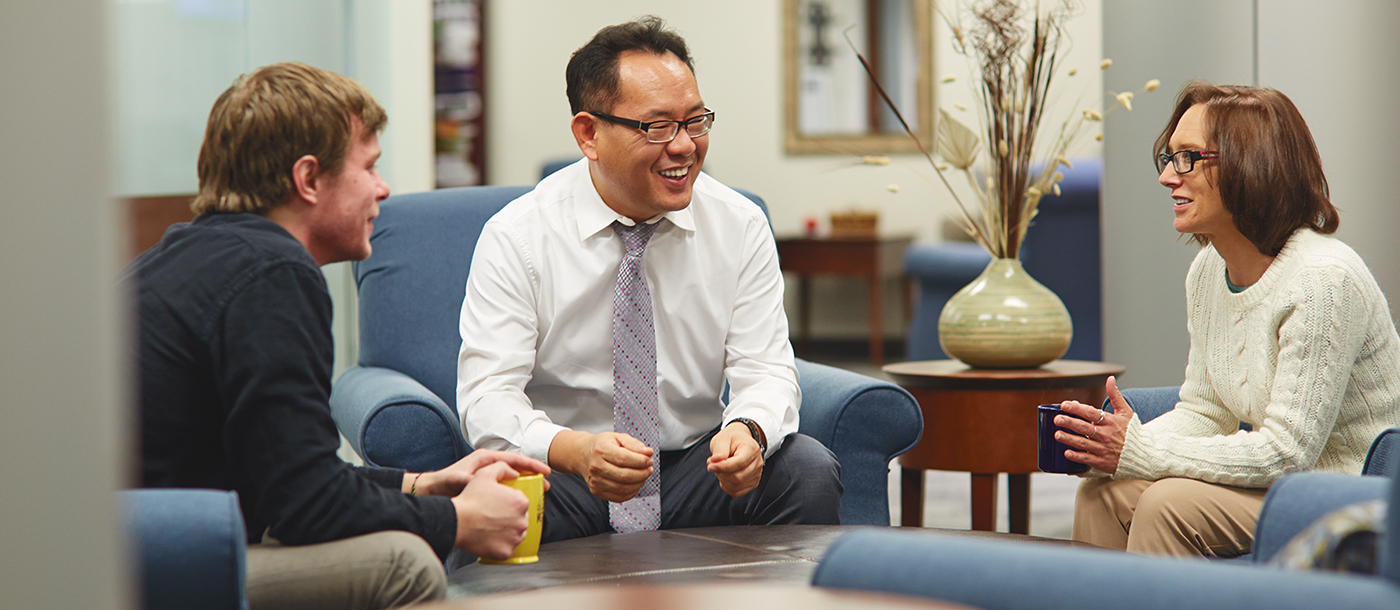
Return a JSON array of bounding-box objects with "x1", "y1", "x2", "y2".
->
[{"x1": 1155, "y1": 150, "x2": 1219, "y2": 174}]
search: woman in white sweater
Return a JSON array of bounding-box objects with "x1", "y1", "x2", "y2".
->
[{"x1": 1053, "y1": 81, "x2": 1400, "y2": 557}]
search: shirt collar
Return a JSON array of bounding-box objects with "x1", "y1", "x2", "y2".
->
[{"x1": 573, "y1": 178, "x2": 697, "y2": 241}]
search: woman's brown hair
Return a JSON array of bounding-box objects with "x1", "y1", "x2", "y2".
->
[{"x1": 1154, "y1": 81, "x2": 1337, "y2": 255}]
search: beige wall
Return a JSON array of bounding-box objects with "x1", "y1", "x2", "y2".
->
[
  {"x1": 1103, "y1": 0, "x2": 1400, "y2": 387},
  {"x1": 1258, "y1": 1, "x2": 1400, "y2": 320},
  {"x1": 485, "y1": 1, "x2": 1104, "y2": 340}
]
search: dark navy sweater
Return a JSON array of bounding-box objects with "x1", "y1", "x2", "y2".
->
[{"x1": 129, "y1": 212, "x2": 455, "y2": 557}]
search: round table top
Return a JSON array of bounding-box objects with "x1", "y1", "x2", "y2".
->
[
  {"x1": 416, "y1": 583, "x2": 980, "y2": 610},
  {"x1": 882, "y1": 359, "x2": 1125, "y2": 391}
]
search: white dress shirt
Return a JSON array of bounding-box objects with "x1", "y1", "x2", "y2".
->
[{"x1": 456, "y1": 160, "x2": 800, "y2": 463}]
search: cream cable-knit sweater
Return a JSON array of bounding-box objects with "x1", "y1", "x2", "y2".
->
[{"x1": 1116, "y1": 229, "x2": 1400, "y2": 487}]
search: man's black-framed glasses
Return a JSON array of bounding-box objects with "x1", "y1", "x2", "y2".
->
[
  {"x1": 590, "y1": 108, "x2": 715, "y2": 143},
  {"x1": 1156, "y1": 150, "x2": 1220, "y2": 174}
]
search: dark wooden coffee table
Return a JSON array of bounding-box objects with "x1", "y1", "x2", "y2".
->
[
  {"x1": 883, "y1": 360, "x2": 1125, "y2": 534},
  {"x1": 420, "y1": 582, "x2": 981, "y2": 610},
  {"x1": 446, "y1": 525, "x2": 1083, "y2": 598}
]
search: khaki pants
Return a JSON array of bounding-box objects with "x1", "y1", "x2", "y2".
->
[
  {"x1": 246, "y1": 530, "x2": 446, "y2": 610},
  {"x1": 1073, "y1": 478, "x2": 1268, "y2": 558}
]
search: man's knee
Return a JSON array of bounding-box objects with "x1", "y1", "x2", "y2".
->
[
  {"x1": 540, "y1": 472, "x2": 609, "y2": 543},
  {"x1": 380, "y1": 531, "x2": 447, "y2": 606},
  {"x1": 768, "y1": 433, "x2": 841, "y2": 487},
  {"x1": 758, "y1": 433, "x2": 842, "y2": 523}
]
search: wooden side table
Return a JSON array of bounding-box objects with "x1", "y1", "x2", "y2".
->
[
  {"x1": 775, "y1": 235, "x2": 913, "y2": 365},
  {"x1": 883, "y1": 359, "x2": 1125, "y2": 534}
]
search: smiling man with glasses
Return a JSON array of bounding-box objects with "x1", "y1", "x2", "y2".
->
[{"x1": 455, "y1": 16, "x2": 842, "y2": 543}]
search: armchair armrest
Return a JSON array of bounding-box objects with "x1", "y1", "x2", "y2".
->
[
  {"x1": 903, "y1": 241, "x2": 991, "y2": 280},
  {"x1": 123, "y1": 489, "x2": 248, "y2": 610},
  {"x1": 813, "y1": 528, "x2": 1400, "y2": 610},
  {"x1": 330, "y1": 365, "x2": 469, "y2": 472},
  {"x1": 1106, "y1": 386, "x2": 1179, "y2": 423},
  {"x1": 1251, "y1": 471, "x2": 1390, "y2": 564},
  {"x1": 795, "y1": 358, "x2": 922, "y2": 525},
  {"x1": 1364, "y1": 428, "x2": 1398, "y2": 476},
  {"x1": 1111, "y1": 386, "x2": 1260, "y2": 432}
]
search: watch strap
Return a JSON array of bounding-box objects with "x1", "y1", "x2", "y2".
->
[{"x1": 728, "y1": 417, "x2": 767, "y2": 454}]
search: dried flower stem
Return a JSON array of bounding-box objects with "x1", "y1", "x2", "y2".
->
[
  {"x1": 959, "y1": 0, "x2": 1076, "y2": 258},
  {"x1": 854, "y1": 0, "x2": 1153, "y2": 258},
  {"x1": 844, "y1": 28, "x2": 995, "y2": 252}
]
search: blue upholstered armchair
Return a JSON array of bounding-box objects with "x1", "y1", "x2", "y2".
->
[
  {"x1": 123, "y1": 488, "x2": 248, "y2": 610},
  {"x1": 812, "y1": 385, "x2": 1400, "y2": 610},
  {"x1": 329, "y1": 185, "x2": 923, "y2": 525}
]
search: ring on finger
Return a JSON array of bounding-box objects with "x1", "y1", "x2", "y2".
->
[
  {"x1": 1086, "y1": 428, "x2": 1097, "y2": 441},
  {"x1": 1095, "y1": 411, "x2": 1106, "y2": 424}
]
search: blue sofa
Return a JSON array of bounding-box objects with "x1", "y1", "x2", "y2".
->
[
  {"x1": 903, "y1": 157, "x2": 1102, "y2": 362},
  {"x1": 329, "y1": 185, "x2": 923, "y2": 525},
  {"x1": 812, "y1": 384, "x2": 1400, "y2": 610},
  {"x1": 123, "y1": 488, "x2": 248, "y2": 610}
]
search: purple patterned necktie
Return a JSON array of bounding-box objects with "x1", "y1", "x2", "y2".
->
[{"x1": 609, "y1": 219, "x2": 661, "y2": 533}]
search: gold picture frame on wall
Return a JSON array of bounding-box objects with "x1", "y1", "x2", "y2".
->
[{"x1": 783, "y1": 0, "x2": 935, "y2": 155}]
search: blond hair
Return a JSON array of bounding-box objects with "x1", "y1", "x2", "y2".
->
[{"x1": 192, "y1": 62, "x2": 386, "y2": 215}]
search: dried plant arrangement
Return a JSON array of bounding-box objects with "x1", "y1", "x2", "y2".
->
[{"x1": 855, "y1": 0, "x2": 1157, "y2": 259}]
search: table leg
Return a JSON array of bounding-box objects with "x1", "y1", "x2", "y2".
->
[
  {"x1": 867, "y1": 276, "x2": 883, "y2": 365},
  {"x1": 1007, "y1": 473, "x2": 1030, "y2": 535},
  {"x1": 900, "y1": 467, "x2": 924, "y2": 527},
  {"x1": 970, "y1": 473, "x2": 998, "y2": 531},
  {"x1": 797, "y1": 274, "x2": 811, "y2": 356}
]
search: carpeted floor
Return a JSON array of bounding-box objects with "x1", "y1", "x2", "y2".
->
[{"x1": 886, "y1": 466, "x2": 1079, "y2": 539}]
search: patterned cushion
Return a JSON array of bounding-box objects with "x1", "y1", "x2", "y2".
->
[{"x1": 1270, "y1": 499, "x2": 1386, "y2": 574}]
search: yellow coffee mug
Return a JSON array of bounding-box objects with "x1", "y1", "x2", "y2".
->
[{"x1": 478, "y1": 473, "x2": 544, "y2": 564}]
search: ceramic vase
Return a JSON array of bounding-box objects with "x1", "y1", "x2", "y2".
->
[{"x1": 938, "y1": 258, "x2": 1072, "y2": 368}]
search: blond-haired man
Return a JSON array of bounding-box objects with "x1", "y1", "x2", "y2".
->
[{"x1": 130, "y1": 62, "x2": 549, "y2": 609}]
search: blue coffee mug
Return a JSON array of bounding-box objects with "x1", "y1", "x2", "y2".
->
[{"x1": 1037, "y1": 404, "x2": 1090, "y2": 474}]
